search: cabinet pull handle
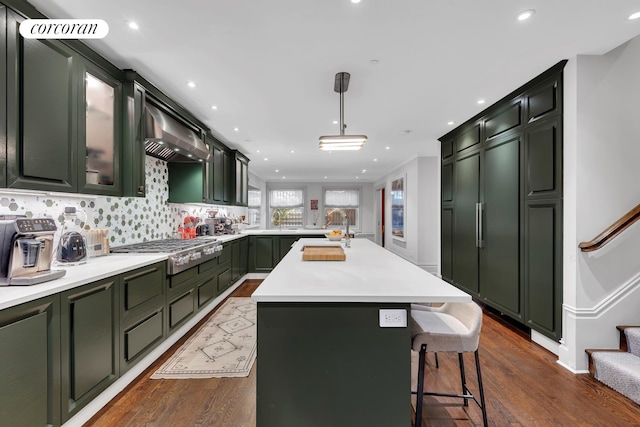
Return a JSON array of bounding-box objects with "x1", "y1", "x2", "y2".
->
[
  {"x1": 478, "y1": 203, "x2": 484, "y2": 249},
  {"x1": 475, "y1": 203, "x2": 480, "y2": 248}
]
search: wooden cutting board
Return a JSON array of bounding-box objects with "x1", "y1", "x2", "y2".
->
[{"x1": 302, "y1": 246, "x2": 346, "y2": 261}]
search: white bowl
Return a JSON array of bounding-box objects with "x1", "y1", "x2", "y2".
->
[{"x1": 325, "y1": 233, "x2": 343, "y2": 241}]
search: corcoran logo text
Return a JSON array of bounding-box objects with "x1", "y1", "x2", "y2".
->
[{"x1": 19, "y1": 19, "x2": 109, "y2": 39}]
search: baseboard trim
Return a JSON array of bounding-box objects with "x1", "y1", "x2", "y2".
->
[
  {"x1": 531, "y1": 330, "x2": 560, "y2": 355},
  {"x1": 556, "y1": 359, "x2": 590, "y2": 374}
]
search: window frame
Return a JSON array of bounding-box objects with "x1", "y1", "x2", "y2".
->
[
  {"x1": 322, "y1": 187, "x2": 360, "y2": 231},
  {"x1": 267, "y1": 187, "x2": 306, "y2": 229}
]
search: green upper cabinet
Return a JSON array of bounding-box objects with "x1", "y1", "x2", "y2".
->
[
  {"x1": 78, "y1": 59, "x2": 123, "y2": 195},
  {"x1": 168, "y1": 162, "x2": 206, "y2": 203},
  {"x1": 4, "y1": 9, "x2": 123, "y2": 194},
  {"x1": 122, "y1": 75, "x2": 146, "y2": 197},
  {"x1": 6, "y1": 9, "x2": 78, "y2": 192},
  {"x1": 233, "y1": 150, "x2": 250, "y2": 206}
]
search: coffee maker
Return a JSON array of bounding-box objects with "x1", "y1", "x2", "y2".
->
[{"x1": 0, "y1": 216, "x2": 66, "y2": 286}]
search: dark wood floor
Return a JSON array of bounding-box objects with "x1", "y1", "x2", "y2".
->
[{"x1": 85, "y1": 280, "x2": 640, "y2": 427}]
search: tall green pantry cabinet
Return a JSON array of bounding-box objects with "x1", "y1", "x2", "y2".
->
[{"x1": 440, "y1": 61, "x2": 565, "y2": 340}]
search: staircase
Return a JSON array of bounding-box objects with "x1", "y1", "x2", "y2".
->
[{"x1": 586, "y1": 326, "x2": 640, "y2": 405}]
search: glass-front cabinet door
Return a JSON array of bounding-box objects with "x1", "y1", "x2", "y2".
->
[{"x1": 78, "y1": 61, "x2": 122, "y2": 195}]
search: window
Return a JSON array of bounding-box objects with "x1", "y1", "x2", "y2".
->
[
  {"x1": 247, "y1": 186, "x2": 261, "y2": 227},
  {"x1": 269, "y1": 188, "x2": 305, "y2": 228},
  {"x1": 323, "y1": 189, "x2": 359, "y2": 230}
]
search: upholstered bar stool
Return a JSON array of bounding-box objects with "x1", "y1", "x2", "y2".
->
[{"x1": 410, "y1": 302, "x2": 488, "y2": 427}]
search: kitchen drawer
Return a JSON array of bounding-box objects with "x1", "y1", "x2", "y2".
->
[
  {"x1": 217, "y1": 268, "x2": 232, "y2": 293},
  {"x1": 217, "y1": 243, "x2": 231, "y2": 265},
  {"x1": 121, "y1": 263, "x2": 165, "y2": 315},
  {"x1": 197, "y1": 258, "x2": 218, "y2": 278},
  {"x1": 197, "y1": 276, "x2": 218, "y2": 308},
  {"x1": 169, "y1": 290, "x2": 195, "y2": 330},
  {"x1": 169, "y1": 267, "x2": 196, "y2": 290},
  {"x1": 124, "y1": 310, "x2": 163, "y2": 363}
]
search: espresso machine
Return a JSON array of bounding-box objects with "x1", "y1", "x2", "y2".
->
[{"x1": 0, "y1": 217, "x2": 66, "y2": 286}]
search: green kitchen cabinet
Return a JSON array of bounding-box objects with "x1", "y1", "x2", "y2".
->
[
  {"x1": 231, "y1": 236, "x2": 250, "y2": 282},
  {"x1": 210, "y1": 141, "x2": 229, "y2": 204},
  {"x1": 217, "y1": 243, "x2": 233, "y2": 293},
  {"x1": 168, "y1": 162, "x2": 206, "y2": 203},
  {"x1": 452, "y1": 147, "x2": 481, "y2": 296},
  {"x1": 119, "y1": 262, "x2": 167, "y2": 374},
  {"x1": 167, "y1": 266, "x2": 197, "y2": 333},
  {"x1": 439, "y1": 61, "x2": 565, "y2": 340},
  {"x1": 60, "y1": 277, "x2": 119, "y2": 422},
  {"x1": 480, "y1": 131, "x2": 522, "y2": 319},
  {"x1": 0, "y1": 5, "x2": 6, "y2": 188},
  {"x1": 233, "y1": 150, "x2": 250, "y2": 206},
  {"x1": 249, "y1": 235, "x2": 278, "y2": 273},
  {"x1": 196, "y1": 258, "x2": 220, "y2": 309},
  {"x1": 5, "y1": 9, "x2": 78, "y2": 193},
  {"x1": 5, "y1": 8, "x2": 124, "y2": 195},
  {"x1": 122, "y1": 75, "x2": 146, "y2": 197},
  {"x1": 0, "y1": 294, "x2": 61, "y2": 427},
  {"x1": 278, "y1": 235, "x2": 300, "y2": 262}
]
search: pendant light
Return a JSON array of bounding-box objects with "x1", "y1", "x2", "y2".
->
[{"x1": 319, "y1": 72, "x2": 368, "y2": 151}]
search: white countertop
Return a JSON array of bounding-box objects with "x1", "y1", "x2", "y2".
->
[
  {"x1": 251, "y1": 238, "x2": 471, "y2": 303},
  {"x1": 0, "y1": 254, "x2": 167, "y2": 310}
]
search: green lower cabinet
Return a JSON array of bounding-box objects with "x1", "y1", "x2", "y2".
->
[
  {"x1": 217, "y1": 266, "x2": 232, "y2": 293},
  {"x1": 278, "y1": 236, "x2": 300, "y2": 262},
  {"x1": 168, "y1": 289, "x2": 196, "y2": 332},
  {"x1": 120, "y1": 307, "x2": 165, "y2": 374},
  {"x1": 0, "y1": 295, "x2": 61, "y2": 427},
  {"x1": 249, "y1": 235, "x2": 277, "y2": 272},
  {"x1": 119, "y1": 262, "x2": 167, "y2": 374},
  {"x1": 197, "y1": 275, "x2": 219, "y2": 309},
  {"x1": 60, "y1": 278, "x2": 119, "y2": 422}
]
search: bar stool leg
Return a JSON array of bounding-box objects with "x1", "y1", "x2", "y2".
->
[
  {"x1": 458, "y1": 352, "x2": 468, "y2": 407},
  {"x1": 475, "y1": 350, "x2": 488, "y2": 427},
  {"x1": 415, "y1": 344, "x2": 427, "y2": 427}
]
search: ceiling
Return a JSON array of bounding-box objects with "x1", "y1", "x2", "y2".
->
[{"x1": 25, "y1": 0, "x2": 640, "y2": 183}]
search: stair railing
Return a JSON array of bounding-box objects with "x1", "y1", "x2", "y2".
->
[{"x1": 578, "y1": 203, "x2": 640, "y2": 252}]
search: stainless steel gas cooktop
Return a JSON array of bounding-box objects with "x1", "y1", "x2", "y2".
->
[{"x1": 111, "y1": 237, "x2": 223, "y2": 275}]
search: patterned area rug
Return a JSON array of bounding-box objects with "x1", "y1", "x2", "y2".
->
[{"x1": 151, "y1": 297, "x2": 257, "y2": 379}]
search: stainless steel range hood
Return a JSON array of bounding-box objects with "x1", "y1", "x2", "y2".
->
[{"x1": 144, "y1": 103, "x2": 210, "y2": 162}]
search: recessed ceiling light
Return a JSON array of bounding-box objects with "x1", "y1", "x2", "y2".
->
[
  {"x1": 385, "y1": 146, "x2": 390, "y2": 150},
  {"x1": 517, "y1": 9, "x2": 535, "y2": 21},
  {"x1": 290, "y1": 150, "x2": 295, "y2": 154},
  {"x1": 351, "y1": 0, "x2": 361, "y2": 3},
  {"x1": 282, "y1": 176, "x2": 286, "y2": 179},
  {"x1": 362, "y1": 169, "x2": 366, "y2": 173},
  {"x1": 324, "y1": 176, "x2": 328, "y2": 179},
  {"x1": 256, "y1": 150, "x2": 261, "y2": 153},
  {"x1": 447, "y1": 121, "x2": 455, "y2": 125},
  {"x1": 187, "y1": 81, "x2": 196, "y2": 88},
  {"x1": 477, "y1": 99, "x2": 486, "y2": 105},
  {"x1": 356, "y1": 176, "x2": 360, "y2": 179},
  {"x1": 233, "y1": 127, "x2": 239, "y2": 132},
  {"x1": 127, "y1": 21, "x2": 139, "y2": 30},
  {"x1": 332, "y1": 120, "x2": 338, "y2": 124},
  {"x1": 264, "y1": 157, "x2": 268, "y2": 161},
  {"x1": 211, "y1": 105, "x2": 218, "y2": 110},
  {"x1": 630, "y1": 11, "x2": 640, "y2": 20},
  {"x1": 373, "y1": 158, "x2": 378, "y2": 162},
  {"x1": 275, "y1": 169, "x2": 279, "y2": 173}
]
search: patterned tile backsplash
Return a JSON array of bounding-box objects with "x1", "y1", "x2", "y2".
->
[{"x1": 0, "y1": 156, "x2": 248, "y2": 246}]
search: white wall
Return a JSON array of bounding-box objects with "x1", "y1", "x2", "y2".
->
[
  {"x1": 560, "y1": 34, "x2": 640, "y2": 372},
  {"x1": 374, "y1": 156, "x2": 439, "y2": 272}
]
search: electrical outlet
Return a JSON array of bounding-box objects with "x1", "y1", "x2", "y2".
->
[{"x1": 379, "y1": 309, "x2": 407, "y2": 328}]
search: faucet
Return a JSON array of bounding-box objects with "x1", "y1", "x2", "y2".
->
[
  {"x1": 341, "y1": 210, "x2": 351, "y2": 248},
  {"x1": 272, "y1": 210, "x2": 282, "y2": 231}
]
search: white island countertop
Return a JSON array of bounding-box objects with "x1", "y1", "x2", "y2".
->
[{"x1": 251, "y1": 238, "x2": 471, "y2": 303}]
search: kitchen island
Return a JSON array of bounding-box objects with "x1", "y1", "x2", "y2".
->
[{"x1": 251, "y1": 238, "x2": 470, "y2": 427}]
